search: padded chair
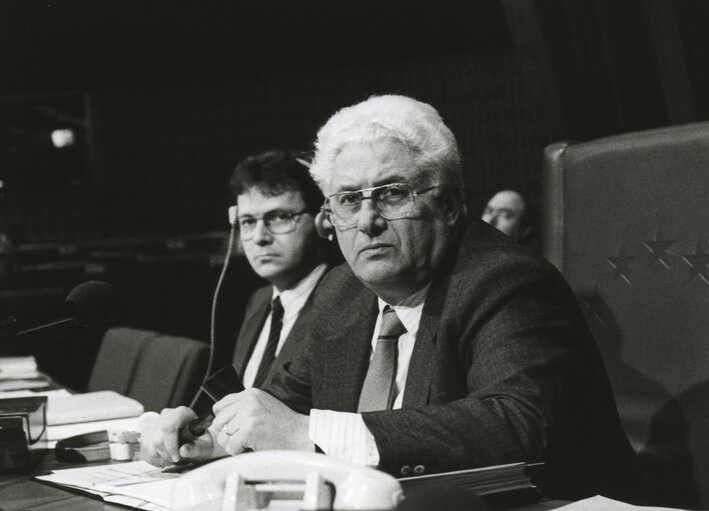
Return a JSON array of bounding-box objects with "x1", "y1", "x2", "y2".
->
[
  {"x1": 129, "y1": 332, "x2": 210, "y2": 412},
  {"x1": 88, "y1": 327, "x2": 156, "y2": 396},
  {"x1": 543, "y1": 121, "x2": 709, "y2": 509},
  {"x1": 88, "y1": 327, "x2": 209, "y2": 413}
]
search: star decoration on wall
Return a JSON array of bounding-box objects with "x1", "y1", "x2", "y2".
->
[
  {"x1": 643, "y1": 232, "x2": 676, "y2": 269},
  {"x1": 606, "y1": 246, "x2": 636, "y2": 284},
  {"x1": 579, "y1": 290, "x2": 608, "y2": 325},
  {"x1": 682, "y1": 241, "x2": 709, "y2": 285}
]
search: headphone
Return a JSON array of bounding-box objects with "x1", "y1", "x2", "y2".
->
[{"x1": 314, "y1": 210, "x2": 335, "y2": 241}]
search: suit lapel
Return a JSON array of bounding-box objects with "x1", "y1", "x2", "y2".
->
[
  {"x1": 402, "y1": 274, "x2": 447, "y2": 408},
  {"x1": 321, "y1": 286, "x2": 378, "y2": 412},
  {"x1": 232, "y1": 289, "x2": 270, "y2": 376}
]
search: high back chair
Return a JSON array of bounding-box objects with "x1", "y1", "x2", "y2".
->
[
  {"x1": 88, "y1": 327, "x2": 209, "y2": 412},
  {"x1": 543, "y1": 121, "x2": 709, "y2": 509},
  {"x1": 88, "y1": 327, "x2": 156, "y2": 395},
  {"x1": 129, "y1": 332, "x2": 209, "y2": 412}
]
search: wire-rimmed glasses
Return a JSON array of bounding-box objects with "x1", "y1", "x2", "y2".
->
[
  {"x1": 322, "y1": 183, "x2": 438, "y2": 228},
  {"x1": 237, "y1": 209, "x2": 310, "y2": 239}
]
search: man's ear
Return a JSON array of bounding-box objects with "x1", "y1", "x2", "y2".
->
[
  {"x1": 437, "y1": 191, "x2": 466, "y2": 227},
  {"x1": 315, "y1": 211, "x2": 335, "y2": 241}
]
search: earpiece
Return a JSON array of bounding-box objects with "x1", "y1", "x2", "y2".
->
[
  {"x1": 314, "y1": 210, "x2": 335, "y2": 241},
  {"x1": 228, "y1": 205, "x2": 238, "y2": 225}
]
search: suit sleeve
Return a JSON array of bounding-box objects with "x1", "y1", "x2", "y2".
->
[{"x1": 360, "y1": 252, "x2": 594, "y2": 476}]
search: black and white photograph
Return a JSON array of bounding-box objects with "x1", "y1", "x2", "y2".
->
[{"x1": 2, "y1": 2, "x2": 709, "y2": 510}]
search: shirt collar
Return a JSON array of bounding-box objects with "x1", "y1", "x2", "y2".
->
[
  {"x1": 272, "y1": 263, "x2": 328, "y2": 319},
  {"x1": 377, "y1": 283, "x2": 431, "y2": 334}
]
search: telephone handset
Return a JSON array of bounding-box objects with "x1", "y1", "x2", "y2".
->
[{"x1": 171, "y1": 450, "x2": 403, "y2": 511}]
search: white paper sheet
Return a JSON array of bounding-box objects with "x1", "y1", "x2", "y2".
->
[
  {"x1": 36, "y1": 460, "x2": 178, "y2": 511},
  {"x1": 557, "y1": 495, "x2": 689, "y2": 510}
]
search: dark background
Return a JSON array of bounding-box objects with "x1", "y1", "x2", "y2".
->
[{"x1": 1, "y1": 0, "x2": 708, "y2": 389}]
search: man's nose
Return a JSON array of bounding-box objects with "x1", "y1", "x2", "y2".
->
[
  {"x1": 252, "y1": 220, "x2": 273, "y2": 244},
  {"x1": 357, "y1": 198, "x2": 386, "y2": 235}
]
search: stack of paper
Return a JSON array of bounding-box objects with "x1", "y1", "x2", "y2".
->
[
  {"x1": 47, "y1": 390, "x2": 144, "y2": 426},
  {"x1": 35, "y1": 460, "x2": 178, "y2": 511},
  {"x1": 0, "y1": 356, "x2": 39, "y2": 378}
]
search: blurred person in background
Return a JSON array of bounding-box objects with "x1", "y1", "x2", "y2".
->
[{"x1": 481, "y1": 189, "x2": 534, "y2": 245}]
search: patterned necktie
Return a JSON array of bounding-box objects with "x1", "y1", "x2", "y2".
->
[
  {"x1": 357, "y1": 306, "x2": 407, "y2": 412},
  {"x1": 253, "y1": 296, "x2": 284, "y2": 388}
]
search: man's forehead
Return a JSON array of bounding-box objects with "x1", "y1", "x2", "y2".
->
[
  {"x1": 488, "y1": 192, "x2": 525, "y2": 211},
  {"x1": 237, "y1": 188, "x2": 305, "y2": 213},
  {"x1": 328, "y1": 143, "x2": 419, "y2": 190}
]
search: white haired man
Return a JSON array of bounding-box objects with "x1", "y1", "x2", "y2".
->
[{"x1": 142, "y1": 96, "x2": 640, "y2": 502}]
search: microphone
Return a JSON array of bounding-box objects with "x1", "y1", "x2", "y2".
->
[{"x1": 0, "y1": 281, "x2": 117, "y2": 337}]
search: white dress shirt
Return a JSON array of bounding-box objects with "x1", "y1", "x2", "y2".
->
[
  {"x1": 309, "y1": 285, "x2": 429, "y2": 466},
  {"x1": 242, "y1": 263, "x2": 328, "y2": 388}
]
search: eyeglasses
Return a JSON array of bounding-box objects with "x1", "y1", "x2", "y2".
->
[
  {"x1": 322, "y1": 183, "x2": 438, "y2": 228},
  {"x1": 237, "y1": 209, "x2": 310, "y2": 239}
]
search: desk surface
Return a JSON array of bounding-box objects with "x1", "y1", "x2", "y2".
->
[
  {"x1": 0, "y1": 450, "x2": 127, "y2": 511},
  {"x1": 0, "y1": 449, "x2": 570, "y2": 511}
]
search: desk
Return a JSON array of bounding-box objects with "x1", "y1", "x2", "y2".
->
[
  {"x1": 0, "y1": 451, "x2": 127, "y2": 511},
  {"x1": 0, "y1": 450, "x2": 569, "y2": 511}
]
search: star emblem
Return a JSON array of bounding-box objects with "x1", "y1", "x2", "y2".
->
[
  {"x1": 682, "y1": 241, "x2": 709, "y2": 285},
  {"x1": 578, "y1": 290, "x2": 608, "y2": 325},
  {"x1": 606, "y1": 246, "x2": 636, "y2": 284},
  {"x1": 643, "y1": 232, "x2": 675, "y2": 269}
]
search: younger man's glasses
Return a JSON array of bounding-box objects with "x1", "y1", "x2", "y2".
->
[{"x1": 237, "y1": 209, "x2": 310, "y2": 239}]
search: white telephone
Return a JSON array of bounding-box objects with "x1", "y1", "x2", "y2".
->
[{"x1": 171, "y1": 450, "x2": 404, "y2": 511}]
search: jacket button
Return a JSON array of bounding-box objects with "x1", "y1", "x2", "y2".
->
[
  {"x1": 413, "y1": 464, "x2": 425, "y2": 475},
  {"x1": 400, "y1": 465, "x2": 412, "y2": 476}
]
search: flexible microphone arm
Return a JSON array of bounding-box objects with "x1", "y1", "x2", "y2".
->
[{"x1": 0, "y1": 281, "x2": 116, "y2": 337}]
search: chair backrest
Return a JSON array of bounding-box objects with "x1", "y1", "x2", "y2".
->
[
  {"x1": 88, "y1": 327, "x2": 155, "y2": 395},
  {"x1": 88, "y1": 327, "x2": 209, "y2": 412},
  {"x1": 129, "y1": 333, "x2": 209, "y2": 412},
  {"x1": 543, "y1": 121, "x2": 709, "y2": 508}
]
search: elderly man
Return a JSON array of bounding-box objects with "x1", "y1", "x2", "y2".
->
[{"x1": 144, "y1": 96, "x2": 638, "y2": 501}]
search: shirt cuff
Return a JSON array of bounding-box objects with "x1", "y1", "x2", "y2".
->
[{"x1": 309, "y1": 409, "x2": 380, "y2": 466}]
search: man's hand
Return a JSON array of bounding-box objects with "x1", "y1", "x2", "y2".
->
[
  {"x1": 139, "y1": 407, "x2": 215, "y2": 467},
  {"x1": 211, "y1": 388, "x2": 312, "y2": 455}
]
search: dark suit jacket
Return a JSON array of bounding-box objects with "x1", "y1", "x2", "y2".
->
[
  {"x1": 191, "y1": 262, "x2": 329, "y2": 413},
  {"x1": 269, "y1": 220, "x2": 640, "y2": 501},
  {"x1": 232, "y1": 282, "x2": 318, "y2": 389}
]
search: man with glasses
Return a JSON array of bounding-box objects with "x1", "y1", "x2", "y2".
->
[
  {"x1": 140, "y1": 149, "x2": 332, "y2": 466},
  {"x1": 143, "y1": 97, "x2": 638, "y2": 502}
]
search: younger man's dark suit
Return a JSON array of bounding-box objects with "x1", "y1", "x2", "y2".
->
[
  {"x1": 232, "y1": 284, "x2": 317, "y2": 389},
  {"x1": 270, "y1": 220, "x2": 640, "y2": 501}
]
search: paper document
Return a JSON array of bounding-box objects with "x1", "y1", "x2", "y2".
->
[
  {"x1": 557, "y1": 495, "x2": 689, "y2": 510},
  {"x1": 46, "y1": 416, "x2": 141, "y2": 448},
  {"x1": 36, "y1": 460, "x2": 179, "y2": 511},
  {"x1": 0, "y1": 388, "x2": 72, "y2": 400},
  {"x1": 0, "y1": 356, "x2": 39, "y2": 378},
  {"x1": 47, "y1": 390, "x2": 144, "y2": 425},
  {"x1": 0, "y1": 377, "x2": 52, "y2": 391}
]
